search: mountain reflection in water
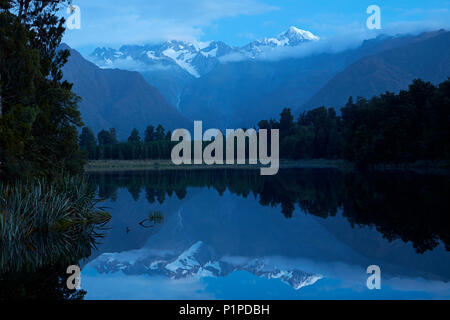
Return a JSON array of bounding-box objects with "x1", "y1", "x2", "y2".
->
[
  {"x1": 1, "y1": 168, "x2": 448, "y2": 300},
  {"x1": 80, "y1": 169, "x2": 450, "y2": 300}
]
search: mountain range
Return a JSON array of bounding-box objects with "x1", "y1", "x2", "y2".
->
[
  {"x1": 90, "y1": 27, "x2": 320, "y2": 78},
  {"x1": 304, "y1": 31, "x2": 450, "y2": 109},
  {"x1": 62, "y1": 44, "x2": 190, "y2": 138},
  {"x1": 177, "y1": 29, "x2": 449, "y2": 128},
  {"x1": 88, "y1": 27, "x2": 320, "y2": 107},
  {"x1": 63, "y1": 27, "x2": 450, "y2": 136}
]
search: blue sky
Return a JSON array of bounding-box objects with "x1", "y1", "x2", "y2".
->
[{"x1": 62, "y1": 0, "x2": 450, "y2": 55}]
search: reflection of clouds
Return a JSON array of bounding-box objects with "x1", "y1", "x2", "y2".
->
[
  {"x1": 261, "y1": 256, "x2": 450, "y2": 299},
  {"x1": 84, "y1": 249, "x2": 450, "y2": 299},
  {"x1": 84, "y1": 187, "x2": 450, "y2": 299},
  {"x1": 82, "y1": 266, "x2": 213, "y2": 300},
  {"x1": 387, "y1": 277, "x2": 450, "y2": 296}
]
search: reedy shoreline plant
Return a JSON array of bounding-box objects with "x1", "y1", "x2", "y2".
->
[{"x1": 0, "y1": 175, "x2": 110, "y2": 273}]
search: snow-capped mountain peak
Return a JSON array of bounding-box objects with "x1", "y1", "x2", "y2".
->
[
  {"x1": 252, "y1": 26, "x2": 319, "y2": 47},
  {"x1": 88, "y1": 26, "x2": 320, "y2": 78},
  {"x1": 240, "y1": 26, "x2": 319, "y2": 57},
  {"x1": 282, "y1": 26, "x2": 320, "y2": 42}
]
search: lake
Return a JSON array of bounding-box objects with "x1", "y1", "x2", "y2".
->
[
  {"x1": 1, "y1": 168, "x2": 449, "y2": 300},
  {"x1": 80, "y1": 168, "x2": 450, "y2": 300}
]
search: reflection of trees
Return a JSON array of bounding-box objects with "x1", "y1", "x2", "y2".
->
[
  {"x1": 89, "y1": 169, "x2": 450, "y2": 253},
  {"x1": 343, "y1": 172, "x2": 450, "y2": 253},
  {"x1": 0, "y1": 265, "x2": 86, "y2": 301},
  {"x1": 0, "y1": 220, "x2": 106, "y2": 300}
]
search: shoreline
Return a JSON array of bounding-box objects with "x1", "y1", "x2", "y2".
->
[
  {"x1": 84, "y1": 159, "x2": 449, "y2": 174},
  {"x1": 84, "y1": 159, "x2": 349, "y2": 172}
]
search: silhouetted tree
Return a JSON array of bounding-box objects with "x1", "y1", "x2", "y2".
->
[
  {"x1": 0, "y1": 0, "x2": 83, "y2": 179},
  {"x1": 79, "y1": 127, "x2": 96, "y2": 160},
  {"x1": 155, "y1": 124, "x2": 165, "y2": 141},
  {"x1": 144, "y1": 125, "x2": 155, "y2": 142},
  {"x1": 128, "y1": 128, "x2": 141, "y2": 143}
]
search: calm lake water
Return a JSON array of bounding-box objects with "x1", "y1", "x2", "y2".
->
[
  {"x1": 78, "y1": 168, "x2": 450, "y2": 300},
  {"x1": 2, "y1": 168, "x2": 448, "y2": 300}
]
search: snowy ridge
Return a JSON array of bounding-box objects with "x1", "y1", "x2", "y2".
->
[
  {"x1": 89, "y1": 241, "x2": 323, "y2": 290},
  {"x1": 89, "y1": 26, "x2": 319, "y2": 78},
  {"x1": 90, "y1": 40, "x2": 233, "y2": 78},
  {"x1": 246, "y1": 26, "x2": 320, "y2": 49}
]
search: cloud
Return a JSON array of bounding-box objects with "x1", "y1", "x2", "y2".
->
[
  {"x1": 219, "y1": 25, "x2": 372, "y2": 63},
  {"x1": 383, "y1": 19, "x2": 450, "y2": 35},
  {"x1": 63, "y1": 0, "x2": 277, "y2": 47},
  {"x1": 394, "y1": 7, "x2": 449, "y2": 17},
  {"x1": 218, "y1": 5, "x2": 450, "y2": 63},
  {"x1": 91, "y1": 56, "x2": 175, "y2": 73},
  {"x1": 237, "y1": 32, "x2": 257, "y2": 40}
]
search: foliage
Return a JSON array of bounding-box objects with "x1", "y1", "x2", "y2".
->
[
  {"x1": 0, "y1": 264, "x2": 87, "y2": 300},
  {"x1": 89, "y1": 169, "x2": 450, "y2": 253},
  {"x1": 86, "y1": 77, "x2": 450, "y2": 168},
  {"x1": 262, "y1": 106, "x2": 343, "y2": 160},
  {"x1": 341, "y1": 79, "x2": 450, "y2": 166},
  {"x1": 79, "y1": 127, "x2": 97, "y2": 160},
  {"x1": 80, "y1": 124, "x2": 176, "y2": 160},
  {"x1": 0, "y1": 0, "x2": 84, "y2": 179},
  {"x1": 258, "y1": 79, "x2": 450, "y2": 166},
  {"x1": 0, "y1": 175, "x2": 110, "y2": 273},
  {"x1": 0, "y1": 2, "x2": 108, "y2": 300}
]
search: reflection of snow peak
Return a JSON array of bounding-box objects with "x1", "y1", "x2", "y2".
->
[
  {"x1": 242, "y1": 259, "x2": 322, "y2": 290},
  {"x1": 166, "y1": 241, "x2": 203, "y2": 272},
  {"x1": 90, "y1": 241, "x2": 322, "y2": 290}
]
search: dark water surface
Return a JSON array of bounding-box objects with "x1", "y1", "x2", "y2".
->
[
  {"x1": 79, "y1": 168, "x2": 450, "y2": 300},
  {"x1": 1, "y1": 168, "x2": 449, "y2": 300}
]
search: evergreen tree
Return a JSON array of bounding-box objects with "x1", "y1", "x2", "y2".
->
[
  {"x1": 79, "y1": 127, "x2": 97, "y2": 160},
  {"x1": 165, "y1": 130, "x2": 172, "y2": 141},
  {"x1": 144, "y1": 125, "x2": 155, "y2": 142},
  {"x1": 109, "y1": 128, "x2": 118, "y2": 144},
  {"x1": 128, "y1": 128, "x2": 141, "y2": 143},
  {"x1": 155, "y1": 124, "x2": 165, "y2": 141},
  {"x1": 98, "y1": 130, "x2": 115, "y2": 146},
  {"x1": 0, "y1": 0, "x2": 83, "y2": 178},
  {"x1": 279, "y1": 108, "x2": 295, "y2": 134}
]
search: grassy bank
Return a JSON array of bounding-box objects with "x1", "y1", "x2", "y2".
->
[
  {"x1": 84, "y1": 159, "x2": 450, "y2": 174},
  {"x1": 84, "y1": 159, "x2": 350, "y2": 172}
]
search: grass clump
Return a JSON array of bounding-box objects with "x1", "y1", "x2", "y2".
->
[
  {"x1": 149, "y1": 211, "x2": 164, "y2": 223},
  {"x1": 0, "y1": 176, "x2": 110, "y2": 273}
]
